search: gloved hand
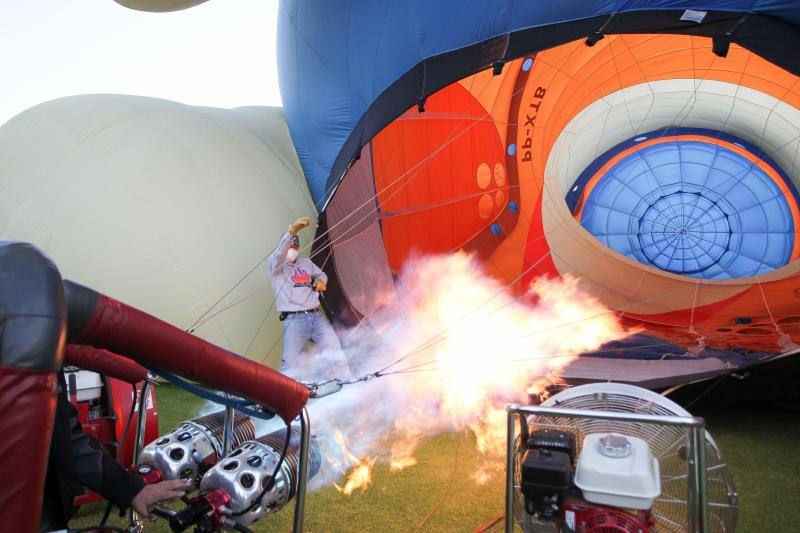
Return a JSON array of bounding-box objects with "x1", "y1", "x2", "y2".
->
[
  {"x1": 289, "y1": 216, "x2": 311, "y2": 235},
  {"x1": 131, "y1": 479, "x2": 191, "y2": 519},
  {"x1": 313, "y1": 279, "x2": 327, "y2": 293}
]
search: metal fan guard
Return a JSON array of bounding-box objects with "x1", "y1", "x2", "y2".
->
[{"x1": 514, "y1": 383, "x2": 737, "y2": 532}]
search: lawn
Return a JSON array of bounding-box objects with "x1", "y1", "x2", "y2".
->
[{"x1": 71, "y1": 384, "x2": 800, "y2": 532}]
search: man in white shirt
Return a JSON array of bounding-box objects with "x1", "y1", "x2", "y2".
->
[{"x1": 268, "y1": 217, "x2": 346, "y2": 374}]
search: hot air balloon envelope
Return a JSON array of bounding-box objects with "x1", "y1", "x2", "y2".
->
[{"x1": 278, "y1": 1, "x2": 800, "y2": 387}]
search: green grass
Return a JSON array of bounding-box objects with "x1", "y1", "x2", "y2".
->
[
  {"x1": 690, "y1": 404, "x2": 800, "y2": 532},
  {"x1": 71, "y1": 384, "x2": 800, "y2": 532}
]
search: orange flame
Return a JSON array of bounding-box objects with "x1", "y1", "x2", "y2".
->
[
  {"x1": 331, "y1": 431, "x2": 376, "y2": 495},
  {"x1": 334, "y1": 458, "x2": 376, "y2": 495},
  {"x1": 317, "y1": 253, "x2": 629, "y2": 494},
  {"x1": 389, "y1": 457, "x2": 418, "y2": 472}
]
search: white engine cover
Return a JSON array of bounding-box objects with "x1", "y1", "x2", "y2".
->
[
  {"x1": 574, "y1": 433, "x2": 660, "y2": 510},
  {"x1": 65, "y1": 370, "x2": 103, "y2": 402}
]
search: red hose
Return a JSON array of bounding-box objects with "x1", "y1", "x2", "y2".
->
[{"x1": 474, "y1": 515, "x2": 505, "y2": 533}]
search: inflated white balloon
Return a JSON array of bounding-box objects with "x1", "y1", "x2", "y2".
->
[
  {"x1": 0, "y1": 94, "x2": 316, "y2": 368},
  {"x1": 113, "y1": 0, "x2": 211, "y2": 12}
]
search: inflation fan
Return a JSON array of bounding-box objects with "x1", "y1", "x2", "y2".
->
[{"x1": 509, "y1": 383, "x2": 738, "y2": 533}]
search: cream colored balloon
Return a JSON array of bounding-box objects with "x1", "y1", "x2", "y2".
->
[
  {"x1": 0, "y1": 95, "x2": 316, "y2": 368},
  {"x1": 114, "y1": 0, "x2": 211, "y2": 12}
]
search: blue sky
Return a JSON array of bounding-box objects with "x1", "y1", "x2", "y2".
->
[{"x1": 0, "y1": 0, "x2": 281, "y2": 126}]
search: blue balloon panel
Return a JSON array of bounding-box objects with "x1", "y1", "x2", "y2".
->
[
  {"x1": 278, "y1": 0, "x2": 800, "y2": 208},
  {"x1": 578, "y1": 137, "x2": 797, "y2": 280}
]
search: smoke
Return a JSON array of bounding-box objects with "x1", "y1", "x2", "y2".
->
[
  {"x1": 192, "y1": 253, "x2": 628, "y2": 490},
  {"x1": 271, "y1": 252, "x2": 630, "y2": 491}
]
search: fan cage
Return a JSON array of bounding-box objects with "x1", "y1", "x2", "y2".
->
[{"x1": 510, "y1": 385, "x2": 737, "y2": 532}]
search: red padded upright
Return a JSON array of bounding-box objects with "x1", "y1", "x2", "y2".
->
[{"x1": 0, "y1": 366, "x2": 57, "y2": 533}]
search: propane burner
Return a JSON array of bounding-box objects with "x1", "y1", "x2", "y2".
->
[
  {"x1": 138, "y1": 411, "x2": 255, "y2": 484},
  {"x1": 164, "y1": 427, "x2": 322, "y2": 532},
  {"x1": 198, "y1": 427, "x2": 321, "y2": 526}
]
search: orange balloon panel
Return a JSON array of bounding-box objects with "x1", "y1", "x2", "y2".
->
[{"x1": 372, "y1": 81, "x2": 515, "y2": 271}]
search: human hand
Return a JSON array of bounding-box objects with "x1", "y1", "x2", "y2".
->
[
  {"x1": 131, "y1": 479, "x2": 190, "y2": 519},
  {"x1": 313, "y1": 279, "x2": 327, "y2": 292},
  {"x1": 289, "y1": 217, "x2": 312, "y2": 235}
]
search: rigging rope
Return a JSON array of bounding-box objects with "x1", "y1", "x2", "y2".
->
[
  {"x1": 302, "y1": 340, "x2": 684, "y2": 394},
  {"x1": 189, "y1": 43, "x2": 605, "y2": 346},
  {"x1": 187, "y1": 67, "x2": 538, "y2": 342}
]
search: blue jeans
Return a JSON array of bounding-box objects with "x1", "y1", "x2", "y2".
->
[{"x1": 281, "y1": 310, "x2": 348, "y2": 377}]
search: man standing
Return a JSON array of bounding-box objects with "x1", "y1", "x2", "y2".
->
[{"x1": 268, "y1": 217, "x2": 346, "y2": 373}]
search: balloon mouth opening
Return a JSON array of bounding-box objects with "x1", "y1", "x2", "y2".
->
[
  {"x1": 564, "y1": 129, "x2": 800, "y2": 280},
  {"x1": 515, "y1": 34, "x2": 800, "y2": 284}
]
